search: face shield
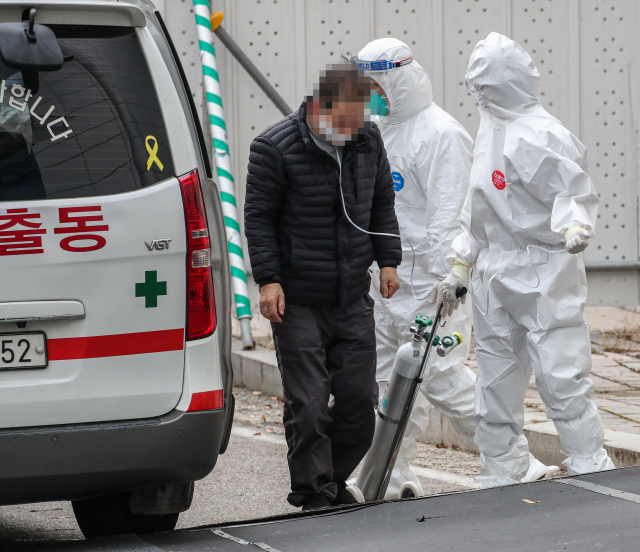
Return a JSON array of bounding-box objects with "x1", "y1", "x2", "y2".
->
[
  {"x1": 350, "y1": 54, "x2": 414, "y2": 118},
  {"x1": 350, "y1": 54, "x2": 414, "y2": 72}
]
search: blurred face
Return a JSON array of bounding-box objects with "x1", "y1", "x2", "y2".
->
[
  {"x1": 324, "y1": 96, "x2": 366, "y2": 137},
  {"x1": 307, "y1": 65, "x2": 369, "y2": 146}
]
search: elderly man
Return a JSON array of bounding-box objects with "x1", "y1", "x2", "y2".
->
[{"x1": 245, "y1": 63, "x2": 401, "y2": 511}]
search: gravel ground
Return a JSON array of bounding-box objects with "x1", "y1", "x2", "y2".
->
[
  {"x1": 0, "y1": 385, "x2": 480, "y2": 543},
  {"x1": 233, "y1": 384, "x2": 286, "y2": 436},
  {"x1": 414, "y1": 441, "x2": 481, "y2": 477}
]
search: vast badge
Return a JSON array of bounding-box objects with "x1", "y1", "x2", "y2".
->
[
  {"x1": 392, "y1": 171, "x2": 404, "y2": 192},
  {"x1": 492, "y1": 170, "x2": 506, "y2": 190}
]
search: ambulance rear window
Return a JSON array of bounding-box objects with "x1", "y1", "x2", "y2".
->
[{"x1": 0, "y1": 26, "x2": 175, "y2": 201}]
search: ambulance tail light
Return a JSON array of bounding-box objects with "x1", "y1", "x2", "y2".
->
[{"x1": 179, "y1": 169, "x2": 216, "y2": 340}]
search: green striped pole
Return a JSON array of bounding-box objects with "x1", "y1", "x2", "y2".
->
[{"x1": 193, "y1": 0, "x2": 253, "y2": 349}]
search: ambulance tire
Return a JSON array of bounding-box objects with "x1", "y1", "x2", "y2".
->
[
  {"x1": 72, "y1": 492, "x2": 179, "y2": 538},
  {"x1": 128, "y1": 511, "x2": 179, "y2": 535}
]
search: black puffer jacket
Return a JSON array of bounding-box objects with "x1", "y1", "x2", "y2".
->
[{"x1": 245, "y1": 103, "x2": 401, "y2": 307}]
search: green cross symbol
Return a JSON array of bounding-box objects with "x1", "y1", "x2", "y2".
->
[{"x1": 135, "y1": 270, "x2": 167, "y2": 308}]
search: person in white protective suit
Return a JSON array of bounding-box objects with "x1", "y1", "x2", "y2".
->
[
  {"x1": 438, "y1": 32, "x2": 615, "y2": 488},
  {"x1": 354, "y1": 38, "x2": 476, "y2": 499},
  {"x1": 353, "y1": 38, "x2": 557, "y2": 498}
]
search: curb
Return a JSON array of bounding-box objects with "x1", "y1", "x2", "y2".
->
[
  {"x1": 232, "y1": 342, "x2": 640, "y2": 469},
  {"x1": 524, "y1": 420, "x2": 640, "y2": 469},
  {"x1": 232, "y1": 344, "x2": 283, "y2": 398}
]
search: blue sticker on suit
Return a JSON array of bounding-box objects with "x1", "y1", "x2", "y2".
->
[{"x1": 392, "y1": 171, "x2": 404, "y2": 192}]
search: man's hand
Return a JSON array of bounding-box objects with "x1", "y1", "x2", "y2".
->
[
  {"x1": 380, "y1": 267, "x2": 400, "y2": 299},
  {"x1": 260, "y1": 283, "x2": 285, "y2": 323}
]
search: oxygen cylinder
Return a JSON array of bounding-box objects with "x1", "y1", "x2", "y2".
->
[
  {"x1": 352, "y1": 290, "x2": 467, "y2": 503},
  {"x1": 355, "y1": 315, "x2": 434, "y2": 501}
]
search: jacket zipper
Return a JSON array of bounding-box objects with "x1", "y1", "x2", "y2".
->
[{"x1": 305, "y1": 137, "x2": 368, "y2": 214}]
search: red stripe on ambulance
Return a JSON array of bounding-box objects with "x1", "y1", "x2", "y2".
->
[
  {"x1": 48, "y1": 329, "x2": 184, "y2": 360},
  {"x1": 187, "y1": 389, "x2": 224, "y2": 411}
]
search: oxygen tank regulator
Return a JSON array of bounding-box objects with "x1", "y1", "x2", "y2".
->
[{"x1": 410, "y1": 311, "x2": 464, "y2": 357}]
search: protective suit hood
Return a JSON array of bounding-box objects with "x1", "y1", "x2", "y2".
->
[
  {"x1": 357, "y1": 38, "x2": 433, "y2": 125},
  {"x1": 466, "y1": 32, "x2": 540, "y2": 122}
]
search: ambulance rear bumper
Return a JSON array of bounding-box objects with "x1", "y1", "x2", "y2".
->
[{"x1": 0, "y1": 408, "x2": 225, "y2": 506}]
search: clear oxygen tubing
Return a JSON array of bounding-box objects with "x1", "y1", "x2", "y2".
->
[
  {"x1": 338, "y1": 173, "x2": 433, "y2": 302},
  {"x1": 473, "y1": 239, "x2": 588, "y2": 317}
]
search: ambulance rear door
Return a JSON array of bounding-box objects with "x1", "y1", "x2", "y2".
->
[{"x1": 0, "y1": 20, "x2": 194, "y2": 428}]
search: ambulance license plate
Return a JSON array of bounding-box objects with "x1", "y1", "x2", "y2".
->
[{"x1": 0, "y1": 332, "x2": 48, "y2": 370}]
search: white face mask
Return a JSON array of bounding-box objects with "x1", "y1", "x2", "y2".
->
[
  {"x1": 475, "y1": 92, "x2": 490, "y2": 109},
  {"x1": 317, "y1": 118, "x2": 352, "y2": 146}
]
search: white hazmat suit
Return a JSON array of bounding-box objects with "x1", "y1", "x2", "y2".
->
[
  {"x1": 357, "y1": 38, "x2": 477, "y2": 498},
  {"x1": 445, "y1": 33, "x2": 614, "y2": 487}
]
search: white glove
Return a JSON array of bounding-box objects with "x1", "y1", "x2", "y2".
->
[
  {"x1": 435, "y1": 260, "x2": 471, "y2": 317},
  {"x1": 565, "y1": 226, "x2": 590, "y2": 254}
]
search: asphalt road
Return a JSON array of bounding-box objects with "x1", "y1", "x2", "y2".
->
[{"x1": 0, "y1": 386, "x2": 482, "y2": 543}]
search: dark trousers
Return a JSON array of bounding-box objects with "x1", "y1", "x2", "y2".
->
[{"x1": 271, "y1": 294, "x2": 378, "y2": 506}]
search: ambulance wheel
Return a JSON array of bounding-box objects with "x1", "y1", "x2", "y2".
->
[
  {"x1": 399, "y1": 481, "x2": 424, "y2": 499},
  {"x1": 72, "y1": 492, "x2": 179, "y2": 538},
  {"x1": 346, "y1": 485, "x2": 365, "y2": 504},
  {"x1": 128, "y1": 511, "x2": 179, "y2": 535}
]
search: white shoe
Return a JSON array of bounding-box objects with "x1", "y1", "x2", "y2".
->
[{"x1": 521, "y1": 453, "x2": 560, "y2": 483}]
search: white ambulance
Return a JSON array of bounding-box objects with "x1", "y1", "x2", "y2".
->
[{"x1": 0, "y1": 0, "x2": 234, "y2": 538}]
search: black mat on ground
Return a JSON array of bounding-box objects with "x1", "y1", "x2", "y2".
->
[
  {"x1": 144, "y1": 466, "x2": 640, "y2": 552},
  {"x1": 6, "y1": 467, "x2": 640, "y2": 551},
  {"x1": 571, "y1": 463, "x2": 640, "y2": 495}
]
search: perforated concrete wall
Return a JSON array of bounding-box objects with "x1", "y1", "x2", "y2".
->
[{"x1": 158, "y1": 0, "x2": 640, "y2": 307}]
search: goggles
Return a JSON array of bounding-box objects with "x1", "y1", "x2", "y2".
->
[{"x1": 350, "y1": 55, "x2": 413, "y2": 72}]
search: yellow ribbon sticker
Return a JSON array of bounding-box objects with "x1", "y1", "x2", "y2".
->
[{"x1": 145, "y1": 135, "x2": 164, "y2": 171}]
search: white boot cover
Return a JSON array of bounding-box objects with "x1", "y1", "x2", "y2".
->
[
  {"x1": 555, "y1": 401, "x2": 615, "y2": 474},
  {"x1": 475, "y1": 434, "x2": 530, "y2": 488},
  {"x1": 521, "y1": 453, "x2": 559, "y2": 482}
]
